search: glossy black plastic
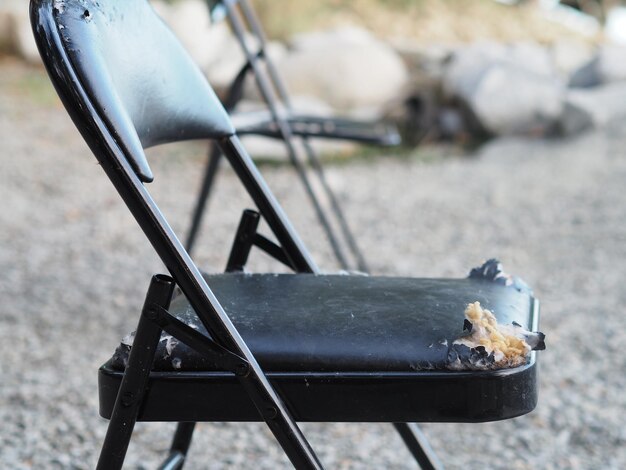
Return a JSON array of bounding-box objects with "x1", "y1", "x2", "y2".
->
[
  {"x1": 109, "y1": 274, "x2": 535, "y2": 373},
  {"x1": 39, "y1": 0, "x2": 234, "y2": 182},
  {"x1": 100, "y1": 349, "x2": 538, "y2": 423}
]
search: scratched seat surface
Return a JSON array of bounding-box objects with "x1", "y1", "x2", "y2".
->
[{"x1": 110, "y1": 273, "x2": 534, "y2": 373}]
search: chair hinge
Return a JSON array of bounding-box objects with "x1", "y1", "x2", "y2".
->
[{"x1": 146, "y1": 304, "x2": 250, "y2": 376}]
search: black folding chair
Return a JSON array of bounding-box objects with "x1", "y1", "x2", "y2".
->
[
  {"x1": 186, "y1": 0, "x2": 402, "y2": 273},
  {"x1": 30, "y1": 1, "x2": 543, "y2": 469}
]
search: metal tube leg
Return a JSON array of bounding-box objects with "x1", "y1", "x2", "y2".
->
[
  {"x1": 158, "y1": 422, "x2": 197, "y2": 470},
  {"x1": 185, "y1": 144, "x2": 222, "y2": 255},
  {"x1": 226, "y1": 209, "x2": 261, "y2": 272},
  {"x1": 225, "y1": 5, "x2": 350, "y2": 271},
  {"x1": 301, "y1": 138, "x2": 369, "y2": 272},
  {"x1": 239, "y1": 0, "x2": 367, "y2": 272},
  {"x1": 170, "y1": 422, "x2": 196, "y2": 457},
  {"x1": 96, "y1": 275, "x2": 176, "y2": 470},
  {"x1": 393, "y1": 423, "x2": 444, "y2": 470}
]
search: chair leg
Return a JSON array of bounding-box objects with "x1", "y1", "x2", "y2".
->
[
  {"x1": 301, "y1": 138, "x2": 369, "y2": 272},
  {"x1": 393, "y1": 423, "x2": 444, "y2": 470},
  {"x1": 238, "y1": 0, "x2": 368, "y2": 273},
  {"x1": 96, "y1": 275, "x2": 176, "y2": 470},
  {"x1": 158, "y1": 422, "x2": 197, "y2": 470},
  {"x1": 185, "y1": 144, "x2": 222, "y2": 255}
]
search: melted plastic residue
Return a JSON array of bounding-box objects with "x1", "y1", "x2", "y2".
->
[{"x1": 447, "y1": 302, "x2": 545, "y2": 370}]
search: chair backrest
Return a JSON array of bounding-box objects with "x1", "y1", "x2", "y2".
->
[{"x1": 31, "y1": 0, "x2": 234, "y2": 182}]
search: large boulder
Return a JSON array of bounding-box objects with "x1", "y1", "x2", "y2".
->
[
  {"x1": 0, "y1": 0, "x2": 40, "y2": 63},
  {"x1": 551, "y1": 38, "x2": 595, "y2": 81},
  {"x1": 569, "y1": 44, "x2": 626, "y2": 88},
  {"x1": 0, "y1": 9, "x2": 13, "y2": 52},
  {"x1": 390, "y1": 39, "x2": 453, "y2": 85},
  {"x1": 152, "y1": 0, "x2": 224, "y2": 71},
  {"x1": 561, "y1": 82, "x2": 626, "y2": 135},
  {"x1": 442, "y1": 42, "x2": 554, "y2": 94},
  {"x1": 11, "y1": 10, "x2": 40, "y2": 64},
  {"x1": 469, "y1": 63, "x2": 563, "y2": 136},
  {"x1": 214, "y1": 33, "x2": 287, "y2": 98},
  {"x1": 152, "y1": 0, "x2": 286, "y2": 97},
  {"x1": 442, "y1": 41, "x2": 564, "y2": 136},
  {"x1": 274, "y1": 27, "x2": 409, "y2": 112}
]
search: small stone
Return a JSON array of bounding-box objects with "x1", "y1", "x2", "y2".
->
[
  {"x1": 570, "y1": 44, "x2": 626, "y2": 88},
  {"x1": 276, "y1": 27, "x2": 408, "y2": 112},
  {"x1": 561, "y1": 82, "x2": 626, "y2": 134},
  {"x1": 442, "y1": 41, "x2": 564, "y2": 136}
]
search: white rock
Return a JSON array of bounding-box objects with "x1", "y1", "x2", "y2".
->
[
  {"x1": 153, "y1": 0, "x2": 288, "y2": 96},
  {"x1": 9, "y1": 8, "x2": 40, "y2": 64},
  {"x1": 443, "y1": 41, "x2": 564, "y2": 135},
  {"x1": 204, "y1": 30, "x2": 255, "y2": 95},
  {"x1": 605, "y1": 6, "x2": 626, "y2": 45},
  {"x1": 593, "y1": 44, "x2": 626, "y2": 83},
  {"x1": 551, "y1": 38, "x2": 595, "y2": 79},
  {"x1": 443, "y1": 41, "x2": 557, "y2": 97},
  {"x1": 561, "y1": 82, "x2": 626, "y2": 135},
  {"x1": 276, "y1": 27, "x2": 408, "y2": 111},
  {"x1": 0, "y1": 1, "x2": 40, "y2": 63},
  {"x1": 391, "y1": 40, "x2": 453, "y2": 82},
  {"x1": 508, "y1": 41, "x2": 555, "y2": 78},
  {"x1": 442, "y1": 41, "x2": 509, "y2": 99},
  {"x1": 471, "y1": 63, "x2": 563, "y2": 135},
  {"x1": 153, "y1": 0, "x2": 224, "y2": 71},
  {"x1": 212, "y1": 34, "x2": 287, "y2": 98},
  {"x1": 570, "y1": 44, "x2": 626, "y2": 87}
]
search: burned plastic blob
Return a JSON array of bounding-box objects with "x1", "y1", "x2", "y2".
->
[
  {"x1": 447, "y1": 302, "x2": 545, "y2": 371},
  {"x1": 468, "y1": 258, "x2": 533, "y2": 294}
]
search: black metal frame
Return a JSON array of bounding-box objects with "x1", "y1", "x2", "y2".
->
[{"x1": 186, "y1": 0, "x2": 404, "y2": 272}]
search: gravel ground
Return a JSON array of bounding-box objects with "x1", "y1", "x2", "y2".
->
[{"x1": 2, "y1": 60, "x2": 626, "y2": 469}]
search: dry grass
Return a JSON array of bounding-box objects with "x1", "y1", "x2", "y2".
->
[{"x1": 251, "y1": 0, "x2": 596, "y2": 44}]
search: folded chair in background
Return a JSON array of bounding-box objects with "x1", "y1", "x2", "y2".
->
[
  {"x1": 186, "y1": 0, "x2": 402, "y2": 273},
  {"x1": 198, "y1": 3, "x2": 447, "y2": 466},
  {"x1": 200, "y1": 2, "x2": 448, "y2": 466},
  {"x1": 30, "y1": 1, "x2": 543, "y2": 469}
]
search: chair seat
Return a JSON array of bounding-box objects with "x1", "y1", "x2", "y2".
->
[
  {"x1": 100, "y1": 273, "x2": 539, "y2": 423},
  {"x1": 110, "y1": 273, "x2": 534, "y2": 373}
]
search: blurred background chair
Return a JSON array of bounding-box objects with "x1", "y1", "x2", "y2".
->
[
  {"x1": 31, "y1": 0, "x2": 542, "y2": 468},
  {"x1": 186, "y1": 0, "x2": 402, "y2": 273}
]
